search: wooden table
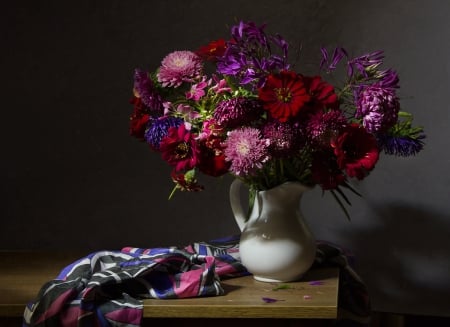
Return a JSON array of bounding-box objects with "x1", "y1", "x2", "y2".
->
[{"x1": 0, "y1": 251, "x2": 339, "y2": 326}]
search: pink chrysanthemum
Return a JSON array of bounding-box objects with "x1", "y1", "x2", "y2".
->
[
  {"x1": 224, "y1": 127, "x2": 270, "y2": 176},
  {"x1": 157, "y1": 51, "x2": 203, "y2": 87}
]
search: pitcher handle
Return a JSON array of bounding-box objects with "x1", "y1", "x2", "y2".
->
[{"x1": 229, "y1": 179, "x2": 247, "y2": 232}]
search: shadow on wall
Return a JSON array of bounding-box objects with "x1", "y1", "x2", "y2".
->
[{"x1": 339, "y1": 203, "x2": 450, "y2": 316}]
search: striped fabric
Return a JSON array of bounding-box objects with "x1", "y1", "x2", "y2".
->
[{"x1": 23, "y1": 235, "x2": 370, "y2": 326}]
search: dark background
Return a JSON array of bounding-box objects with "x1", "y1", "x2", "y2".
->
[{"x1": 2, "y1": 0, "x2": 449, "y2": 318}]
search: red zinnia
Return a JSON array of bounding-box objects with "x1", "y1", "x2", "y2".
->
[
  {"x1": 160, "y1": 124, "x2": 199, "y2": 172},
  {"x1": 258, "y1": 70, "x2": 311, "y2": 122},
  {"x1": 332, "y1": 124, "x2": 380, "y2": 180},
  {"x1": 196, "y1": 39, "x2": 228, "y2": 61},
  {"x1": 303, "y1": 75, "x2": 339, "y2": 110}
]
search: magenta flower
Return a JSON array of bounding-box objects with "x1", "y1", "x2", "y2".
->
[
  {"x1": 224, "y1": 127, "x2": 270, "y2": 176},
  {"x1": 198, "y1": 118, "x2": 224, "y2": 140},
  {"x1": 133, "y1": 69, "x2": 164, "y2": 112},
  {"x1": 356, "y1": 84, "x2": 400, "y2": 133},
  {"x1": 128, "y1": 19, "x2": 426, "y2": 209},
  {"x1": 307, "y1": 110, "x2": 347, "y2": 147},
  {"x1": 262, "y1": 120, "x2": 300, "y2": 157},
  {"x1": 160, "y1": 124, "x2": 199, "y2": 172},
  {"x1": 157, "y1": 51, "x2": 203, "y2": 87},
  {"x1": 186, "y1": 77, "x2": 210, "y2": 101},
  {"x1": 210, "y1": 75, "x2": 232, "y2": 94},
  {"x1": 214, "y1": 97, "x2": 263, "y2": 128}
]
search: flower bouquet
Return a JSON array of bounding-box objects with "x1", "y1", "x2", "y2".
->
[{"x1": 128, "y1": 21, "x2": 425, "y2": 218}]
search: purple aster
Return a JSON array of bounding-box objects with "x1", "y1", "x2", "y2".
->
[
  {"x1": 224, "y1": 127, "x2": 270, "y2": 176},
  {"x1": 377, "y1": 134, "x2": 426, "y2": 157},
  {"x1": 356, "y1": 84, "x2": 400, "y2": 133},
  {"x1": 347, "y1": 50, "x2": 384, "y2": 78},
  {"x1": 213, "y1": 97, "x2": 263, "y2": 128},
  {"x1": 144, "y1": 116, "x2": 183, "y2": 150},
  {"x1": 262, "y1": 120, "x2": 301, "y2": 157},
  {"x1": 307, "y1": 110, "x2": 347, "y2": 146},
  {"x1": 157, "y1": 51, "x2": 203, "y2": 87},
  {"x1": 133, "y1": 69, "x2": 164, "y2": 112}
]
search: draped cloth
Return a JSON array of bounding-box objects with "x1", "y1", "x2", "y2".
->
[{"x1": 23, "y1": 235, "x2": 370, "y2": 326}]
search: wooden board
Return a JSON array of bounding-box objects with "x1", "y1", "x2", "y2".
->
[{"x1": 0, "y1": 251, "x2": 338, "y2": 319}]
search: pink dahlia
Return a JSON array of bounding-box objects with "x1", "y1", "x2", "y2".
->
[
  {"x1": 157, "y1": 51, "x2": 203, "y2": 87},
  {"x1": 224, "y1": 127, "x2": 270, "y2": 176},
  {"x1": 160, "y1": 124, "x2": 199, "y2": 171}
]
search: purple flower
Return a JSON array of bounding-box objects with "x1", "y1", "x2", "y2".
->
[
  {"x1": 157, "y1": 51, "x2": 203, "y2": 87},
  {"x1": 320, "y1": 47, "x2": 348, "y2": 72},
  {"x1": 133, "y1": 69, "x2": 164, "y2": 112},
  {"x1": 262, "y1": 297, "x2": 283, "y2": 303},
  {"x1": 347, "y1": 50, "x2": 384, "y2": 78},
  {"x1": 377, "y1": 134, "x2": 426, "y2": 157},
  {"x1": 376, "y1": 69, "x2": 400, "y2": 89},
  {"x1": 214, "y1": 97, "x2": 263, "y2": 128},
  {"x1": 217, "y1": 21, "x2": 289, "y2": 87},
  {"x1": 231, "y1": 21, "x2": 268, "y2": 46},
  {"x1": 145, "y1": 116, "x2": 183, "y2": 150},
  {"x1": 224, "y1": 127, "x2": 270, "y2": 176},
  {"x1": 356, "y1": 84, "x2": 400, "y2": 133}
]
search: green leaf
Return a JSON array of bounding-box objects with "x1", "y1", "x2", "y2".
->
[{"x1": 272, "y1": 284, "x2": 293, "y2": 291}]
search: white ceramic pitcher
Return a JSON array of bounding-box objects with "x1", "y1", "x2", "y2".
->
[{"x1": 229, "y1": 179, "x2": 317, "y2": 282}]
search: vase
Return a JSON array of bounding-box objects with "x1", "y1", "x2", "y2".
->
[{"x1": 229, "y1": 179, "x2": 317, "y2": 282}]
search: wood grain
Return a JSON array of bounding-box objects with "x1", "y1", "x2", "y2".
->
[{"x1": 0, "y1": 251, "x2": 338, "y2": 319}]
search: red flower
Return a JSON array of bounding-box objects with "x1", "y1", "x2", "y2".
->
[
  {"x1": 129, "y1": 96, "x2": 150, "y2": 140},
  {"x1": 311, "y1": 151, "x2": 346, "y2": 190},
  {"x1": 196, "y1": 39, "x2": 228, "y2": 61},
  {"x1": 171, "y1": 170, "x2": 204, "y2": 192},
  {"x1": 258, "y1": 70, "x2": 311, "y2": 122},
  {"x1": 160, "y1": 124, "x2": 199, "y2": 172},
  {"x1": 332, "y1": 124, "x2": 379, "y2": 180},
  {"x1": 303, "y1": 76, "x2": 339, "y2": 110},
  {"x1": 197, "y1": 137, "x2": 230, "y2": 177}
]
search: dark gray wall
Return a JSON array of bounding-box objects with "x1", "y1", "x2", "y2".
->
[{"x1": 2, "y1": 0, "x2": 449, "y2": 317}]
